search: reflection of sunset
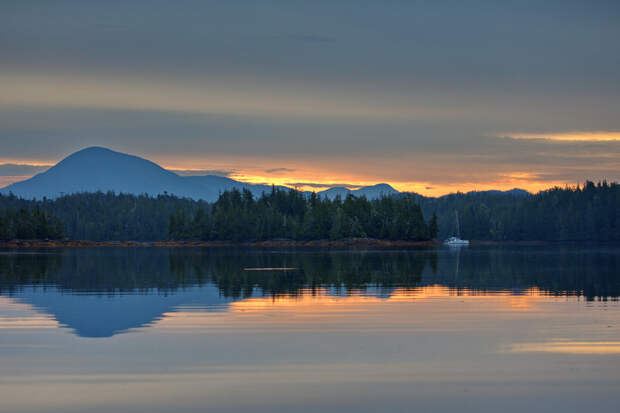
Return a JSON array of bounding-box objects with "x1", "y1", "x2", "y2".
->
[
  {"x1": 0, "y1": 317, "x2": 58, "y2": 329},
  {"x1": 509, "y1": 341, "x2": 620, "y2": 355},
  {"x1": 150, "y1": 286, "x2": 556, "y2": 333},
  {"x1": 230, "y1": 286, "x2": 548, "y2": 313},
  {"x1": 0, "y1": 297, "x2": 59, "y2": 330},
  {"x1": 506, "y1": 131, "x2": 620, "y2": 142},
  {"x1": 131, "y1": 285, "x2": 600, "y2": 338}
]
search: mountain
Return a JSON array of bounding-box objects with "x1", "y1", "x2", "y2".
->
[
  {"x1": 465, "y1": 188, "x2": 530, "y2": 197},
  {"x1": 17, "y1": 285, "x2": 233, "y2": 338},
  {"x1": 0, "y1": 147, "x2": 288, "y2": 201},
  {"x1": 318, "y1": 183, "x2": 399, "y2": 200},
  {"x1": 317, "y1": 187, "x2": 351, "y2": 200},
  {"x1": 1, "y1": 147, "x2": 196, "y2": 200},
  {"x1": 351, "y1": 183, "x2": 399, "y2": 199},
  {"x1": 0, "y1": 147, "x2": 400, "y2": 201},
  {"x1": 182, "y1": 175, "x2": 278, "y2": 199}
]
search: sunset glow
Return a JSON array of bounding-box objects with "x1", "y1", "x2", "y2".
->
[
  {"x1": 1, "y1": 1, "x2": 619, "y2": 195},
  {"x1": 0, "y1": 156, "x2": 584, "y2": 196}
]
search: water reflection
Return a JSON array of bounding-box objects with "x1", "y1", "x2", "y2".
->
[
  {"x1": 0, "y1": 246, "x2": 618, "y2": 338},
  {"x1": 508, "y1": 341, "x2": 620, "y2": 355},
  {"x1": 1, "y1": 247, "x2": 620, "y2": 413}
]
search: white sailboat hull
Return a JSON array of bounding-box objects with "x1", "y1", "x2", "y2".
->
[{"x1": 444, "y1": 237, "x2": 469, "y2": 245}]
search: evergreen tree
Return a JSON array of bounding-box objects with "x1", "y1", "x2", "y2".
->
[{"x1": 429, "y1": 212, "x2": 439, "y2": 240}]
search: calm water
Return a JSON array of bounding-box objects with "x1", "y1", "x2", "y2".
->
[{"x1": 0, "y1": 246, "x2": 619, "y2": 412}]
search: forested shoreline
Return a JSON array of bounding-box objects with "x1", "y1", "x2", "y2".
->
[
  {"x1": 0, "y1": 181, "x2": 617, "y2": 243},
  {"x1": 0, "y1": 207, "x2": 63, "y2": 240},
  {"x1": 169, "y1": 188, "x2": 435, "y2": 241}
]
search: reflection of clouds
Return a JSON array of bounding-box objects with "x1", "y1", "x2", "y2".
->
[
  {"x1": 503, "y1": 132, "x2": 620, "y2": 142},
  {"x1": 0, "y1": 296, "x2": 59, "y2": 330},
  {"x1": 142, "y1": 286, "x2": 602, "y2": 336},
  {"x1": 508, "y1": 341, "x2": 620, "y2": 355},
  {"x1": 229, "y1": 286, "x2": 548, "y2": 315},
  {"x1": 1, "y1": 282, "x2": 617, "y2": 337},
  {"x1": 0, "y1": 316, "x2": 58, "y2": 329}
]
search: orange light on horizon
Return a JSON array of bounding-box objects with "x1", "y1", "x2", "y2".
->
[{"x1": 0, "y1": 150, "x2": 613, "y2": 197}]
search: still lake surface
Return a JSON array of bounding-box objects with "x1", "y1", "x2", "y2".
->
[{"x1": 0, "y1": 245, "x2": 619, "y2": 412}]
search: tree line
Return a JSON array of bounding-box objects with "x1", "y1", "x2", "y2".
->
[
  {"x1": 0, "y1": 192, "x2": 202, "y2": 241},
  {"x1": 169, "y1": 187, "x2": 436, "y2": 241},
  {"x1": 0, "y1": 180, "x2": 617, "y2": 242},
  {"x1": 0, "y1": 207, "x2": 63, "y2": 240},
  {"x1": 417, "y1": 181, "x2": 619, "y2": 242}
]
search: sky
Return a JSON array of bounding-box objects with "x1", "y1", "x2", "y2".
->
[{"x1": 1, "y1": 0, "x2": 619, "y2": 195}]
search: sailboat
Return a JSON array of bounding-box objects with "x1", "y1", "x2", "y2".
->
[{"x1": 444, "y1": 210, "x2": 469, "y2": 245}]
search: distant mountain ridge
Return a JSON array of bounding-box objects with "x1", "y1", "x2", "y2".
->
[
  {"x1": 0, "y1": 147, "x2": 408, "y2": 202},
  {"x1": 317, "y1": 183, "x2": 399, "y2": 200}
]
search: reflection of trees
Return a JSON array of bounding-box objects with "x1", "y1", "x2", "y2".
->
[
  {"x1": 169, "y1": 248, "x2": 431, "y2": 298},
  {"x1": 0, "y1": 247, "x2": 618, "y2": 301},
  {"x1": 206, "y1": 251, "x2": 428, "y2": 296},
  {"x1": 0, "y1": 251, "x2": 63, "y2": 295},
  {"x1": 432, "y1": 247, "x2": 620, "y2": 301},
  {"x1": 0, "y1": 249, "x2": 209, "y2": 295},
  {"x1": 0, "y1": 248, "x2": 432, "y2": 298}
]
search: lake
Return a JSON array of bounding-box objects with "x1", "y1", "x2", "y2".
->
[{"x1": 0, "y1": 246, "x2": 619, "y2": 412}]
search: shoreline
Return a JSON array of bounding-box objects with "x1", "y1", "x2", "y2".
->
[
  {"x1": 0, "y1": 239, "x2": 557, "y2": 248},
  {"x1": 0, "y1": 239, "x2": 440, "y2": 248}
]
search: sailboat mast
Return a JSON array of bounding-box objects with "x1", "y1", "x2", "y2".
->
[{"x1": 455, "y1": 210, "x2": 460, "y2": 238}]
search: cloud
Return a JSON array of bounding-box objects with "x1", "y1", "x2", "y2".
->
[
  {"x1": 1, "y1": 2, "x2": 620, "y2": 195},
  {"x1": 0, "y1": 163, "x2": 50, "y2": 176},
  {"x1": 264, "y1": 167, "x2": 296, "y2": 174},
  {"x1": 0, "y1": 72, "x2": 475, "y2": 122},
  {"x1": 285, "y1": 182, "x2": 361, "y2": 189},
  {"x1": 172, "y1": 169, "x2": 235, "y2": 177}
]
